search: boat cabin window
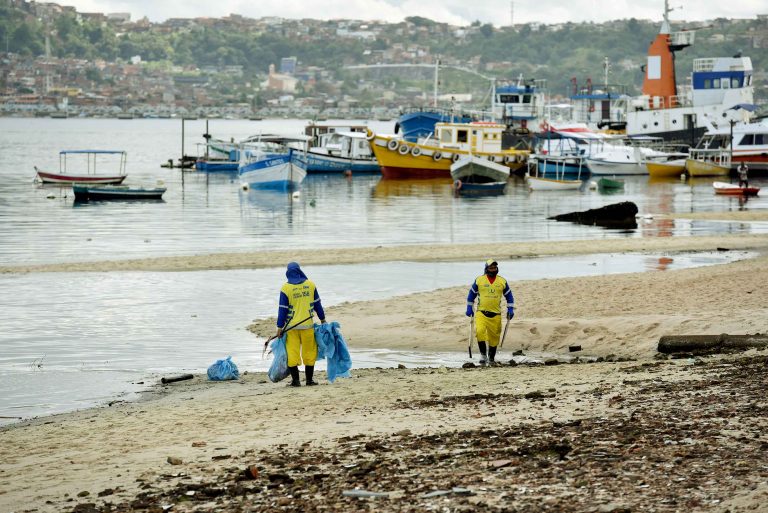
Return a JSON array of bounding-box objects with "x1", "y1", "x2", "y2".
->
[
  {"x1": 499, "y1": 94, "x2": 519, "y2": 104},
  {"x1": 739, "y1": 134, "x2": 764, "y2": 146},
  {"x1": 731, "y1": 77, "x2": 740, "y2": 88},
  {"x1": 523, "y1": 95, "x2": 531, "y2": 104},
  {"x1": 457, "y1": 130, "x2": 468, "y2": 143},
  {"x1": 703, "y1": 79, "x2": 711, "y2": 89},
  {"x1": 440, "y1": 129, "x2": 453, "y2": 144},
  {"x1": 713, "y1": 78, "x2": 720, "y2": 88},
  {"x1": 722, "y1": 79, "x2": 730, "y2": 89}
]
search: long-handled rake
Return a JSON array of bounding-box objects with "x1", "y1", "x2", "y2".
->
[{"x1": 261, "y1": 314, "x2": 314, "y2": 358}]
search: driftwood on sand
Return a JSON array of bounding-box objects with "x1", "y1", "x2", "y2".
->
[{"x1": 657, "y1": 333, "x2": 768, "y2": 354}]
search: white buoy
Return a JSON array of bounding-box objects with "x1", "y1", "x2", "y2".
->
[
  {"x1": 46, "y1": 193, "x2": 56, "y2": 199},
  {"x1": 680, "y1": 173, "x2": 686, "y2": 181},
  {"x1": 241, "y1": 183, "x2": 249, "y2": 191},
  {"x1": 292, "y1": 191, "x2": 301, "y2": 200},
  {"x1": 588, "y1": 181, "x2": 598, "y2": 190}
]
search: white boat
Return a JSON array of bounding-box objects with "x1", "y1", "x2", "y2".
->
[
  {"x1": 528, "y1": 175, "x2": 584, "y2": 191},
  {"x1": 625, "y1": 0, "x2": 754, "y2": 142},
  {"x1": 238, "y1": 149, "x2": 306, "y2": 191},
  {"x1": 713, "y1": 181, "x2": 760, "y2": 196},
  {"x1": 292, "y1": 130, "x2": 379, "y2": 173},
  {"x1": 694, "y1": 118, "x2": 768, "y2": 172},
  {"x1": 586, "y1": 144, "x2": 684, "y2": 175}
]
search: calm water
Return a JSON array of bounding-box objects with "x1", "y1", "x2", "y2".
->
[
  {"x1": 1, "y1": 118, "x2": 767, "y2": 425},
  {"x1": 1, "y1": 118, "x2": 766, "y2": 266}
]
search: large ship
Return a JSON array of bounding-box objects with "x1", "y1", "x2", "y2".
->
[{"x1": 625, "y1": 0, "x2": 755, "y2": 144}]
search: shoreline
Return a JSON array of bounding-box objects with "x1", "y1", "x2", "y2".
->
[
  {"x1": 2, "y1": 232, "x2": 768, "y2": 511},
  {"x1": 2, "y1": 231, "x2": 768, "y2": 273}
]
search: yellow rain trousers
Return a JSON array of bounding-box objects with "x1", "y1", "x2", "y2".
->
[
  {"x1": 286, "y1": 327, "x2": 318, "y2": 367},
  {"x1": 475, "y1": 311, "x2": 502, "y2": 347}
]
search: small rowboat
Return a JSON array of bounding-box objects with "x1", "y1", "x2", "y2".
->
[
  {"x1": 712, "y1": 181, "x2": 760, "y2": 196},
  {"x1": 72, "y1": 184, "x2": 166, "y2": 201}
]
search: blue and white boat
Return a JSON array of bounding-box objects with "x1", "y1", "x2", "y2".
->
[
  {"x1": 291, "y1": 131, "x2": 379, "y2": 173},
  {"x1": 238, "y1": 149, "x2": 306, "y2": 191}
]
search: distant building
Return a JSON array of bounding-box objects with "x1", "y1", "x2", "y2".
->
[
  {"x1": 280, "y1": 57, "x2": 297, "y2": 75},
  {"x1": 266, "y1": 64, "x2": 298, "y2": 93}
]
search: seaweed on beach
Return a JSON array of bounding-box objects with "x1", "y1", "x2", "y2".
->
[{"x1": 70, "y1": 356, "x2": 768, "y2": 513}]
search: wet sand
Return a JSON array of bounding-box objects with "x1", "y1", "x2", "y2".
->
[{"x1": 2, "y1": 229, "x2": 768, "y2": 512}]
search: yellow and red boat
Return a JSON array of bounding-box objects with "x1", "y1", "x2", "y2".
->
[{"x1": 368, "y1": 122, "x2": 528, "y2": 179}]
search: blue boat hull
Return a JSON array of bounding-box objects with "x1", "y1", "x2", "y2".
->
[
  {"x1": 291, "y1": 151, "x2": 380, "y2": 174},
  {"x1": 537, "y1": 161, "x2": 587, "y2": 177},
  {"x1": 195, "y1": 160, "x2": 238, "y2": 172},
  {"x1": 454, "y1": 181, "x2": 506, "y2": 196},
  {"x1": 396, "y1": 110, "x2": 473, "y2": 142}
]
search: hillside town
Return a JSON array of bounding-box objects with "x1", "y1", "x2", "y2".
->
[{"x1": 1, "y1": 0, "x2": 767, "y2": 119}]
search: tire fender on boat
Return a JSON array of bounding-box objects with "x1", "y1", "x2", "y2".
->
[
  {"x1": 433, "y1": 152, "x2": 442, "y2": 162},
  {"x1": 366, "y1": 129, "x2": 375, "y2": 141},
  {"x1": 398, "y1": 144, "x2": 410, "y2": 155},
  {"x1": 453, "y1": 180, "x2": 462, "y2": 190},
  {"x1": 387, "y1": 139, "x2": 400, "y2": 151},
  {"x1": 411, "y1": 146, "x2": 422, "y2": 157},
  {"x1": 452, "y1": 153, "x2": 461, "y2": 163},
  {"x1": 503, "y1": 155, "x2": 513, "y2": 165}
]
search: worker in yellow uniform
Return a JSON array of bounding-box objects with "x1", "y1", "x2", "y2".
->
[
  {"x1": 466, "y1": 259, "x2": 515, "y2": 364},
  {"x1": 276, "y1": 262, "x2": 327, "y2": 387}
]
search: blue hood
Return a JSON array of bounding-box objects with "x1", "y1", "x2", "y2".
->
[{"x1": 286, "y1": 262, "x2": 308, "y2": 284}]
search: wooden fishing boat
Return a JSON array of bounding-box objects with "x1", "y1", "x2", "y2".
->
[
  {"x1": 369, "y1": 122, "x2": 528, "y2": 179},
  {"x1": 686, "y1": 148, "x2": 730, "y2": 177},
  {"x1": 72, "y1": 184, "x2": 166, "y2": 201},
  {"x1": 646, "y1": 158, "x2": 686, "y2": 178},
  {"x1": 712, "y1": 181, "x2": 760, "y2": 196},
  {"x1": 35, "y1": 150, "x2": 128, "y2": 185},
  {"x1": 527, "y1": 153, "x2": 586, "y2": 191}
]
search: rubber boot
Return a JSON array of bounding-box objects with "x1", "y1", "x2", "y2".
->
[
  {"x1": 288, "y1": 366, "x2": 301, "y2": 387},
  {"x1": 305, "y1": 365, "x2": 318, "y2": 386},
  {"x1": 489, "y1": 345, "x2": 497, "y2": 365},
  {"x1": 478, "y1": 341, "x2": 488, "y2": 364}
]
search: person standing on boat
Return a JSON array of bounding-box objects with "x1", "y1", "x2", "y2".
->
[
  {"x1": 738, "y1": 162, "x2": 749, "y2": 188},
  {"x1": 465, "y1": 259, "x2": 515, "y2": 364},
  {"x1": 276, "y1": 262, "x2": 327, "y2": 387}
]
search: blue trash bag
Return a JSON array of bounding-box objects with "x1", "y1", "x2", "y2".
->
[
  {"x1": 314, "y1": 321, "x2": 352, "y2": 383},
  {"x1": 267, "y1": 335, "x2": 289, "y2": 383},
  {"x1": 207, "y1": 355, "x2": 239, "y2": 381}
]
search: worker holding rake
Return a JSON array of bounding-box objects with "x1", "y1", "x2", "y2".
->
[{"x1": 465, "y1": 259, "x2": 515, "y2": 365}]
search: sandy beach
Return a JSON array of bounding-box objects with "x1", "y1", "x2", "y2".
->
[{"x1": 2, "y1": 226, "x2": 768, "y2": 512}]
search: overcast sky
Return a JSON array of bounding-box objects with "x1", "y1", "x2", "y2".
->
[{"x1": 59, "y1": 0, "x2": 764, "y2": 26}]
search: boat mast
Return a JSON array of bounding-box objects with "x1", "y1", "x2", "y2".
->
[{"x1": 433, "y1": 56, "x2": 440, "y2": 108}]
